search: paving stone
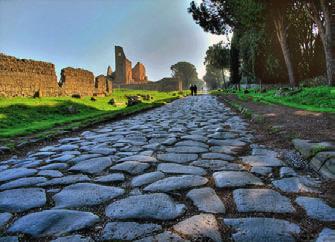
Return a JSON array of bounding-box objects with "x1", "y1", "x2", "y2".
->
[
  {"x1": 37, "y1": 175, "x2": 91, "y2": 186},
  {"x1": 233, "y1": 189, "x2": 295, "y2": 213},
  {"x1": 89, "y1": 147, "x2": 116, "y2": 155},
  {"x1": 110, "y1": 161, "x2": 150, "y2": 174},
  {"x1": 181, "y1": 135, "x2": 207, "y2": 142},
  {"x1": 135, "y1": 231, "x2": 188, "y2": 242},
  {"x1": 241, "y1": 155, "x2": 283, "y2": 167},
  {"x1": 0, "y1": 236, "x2": 19, "y2": 242},
  {"x1": 292, "y1": 139, "x2": 335, "y2": 159},
  {"x1": 272, "y1": 177, "x2": 320, "y2": 193},
  {"x1": 213, "y1": 171, "x2": 263, "y2": 188},
  {"x1": 0, "y1": 212, "x2": 12, "y2": 228},
  {"x1": 157, "y1": 153, "x2": 198, "y2": 163},
  {"x1": 0, "y1": 177, "x2": 48, "y2": 190},
  {"x1": 53, "y1": 183, "x2": 124, "y2": 209},
  {"x1": 162, "y1": 137, "x2": 178, "y2": 145},
  {"x1": 0, "y1": 188, "x2": 46, "y2": 212},
  {"x1": 310, "y1": 151, "x2": 335, "y2": 179},
  {"x1": 50, "y1": 154, "x2": 75, "y2": 163},
  {"x1": 118, "y1": 155, "x2": 157, "y2": 163},
  {"x1": 94, "y1": 173, "x2": 125, "y2": 183},
  {"x1": 102, "y1": 222, "x2": 162, "y2": 240},
  {"x1": 106, "y1": 193, "x2": 185, "y2": 220},
  {"x1": 210, "y1": 146, "x2": 240, "y2": 155},
  {"x1": 250, "y1": 166, "x2": 272, "y2": 176},
  {"x1": 201, "y1": 153, "x2": 235, "y2": 161},
  {"x1": 316, "y1": 228, "x2": 335, "y2": 242},
  {"x1": 8, "y1": 209, "x2": 99, "y2": 237},
  {"x1": 175, "y1": 140, "x2": 208, "y2": 148},
  {"x1": 131, "y1": 171, "x2": 165, "y2": 187},
  {"x1": 0, "y1": 168, "x2": 37, "y2": 182},
  {"x1": 69, "y1": 157, "x2": 113, "y2": 174},
  {"x1": 223, "y1": 217, "x2": 300, "y2": 242},
  {"x1": 166, "y1": 146, "x2": 207, "y2": 154},
  {"x1": 39, "y1": 163, "x2": 68, "y2": 170},
  {"x1": 208, "y1": 139, "x2": 246, "y2": 147},
  {"x1": 187, "y1": 187, "x2": 225, "y2": 213},
  {"x1": 71, "y1": 154, "x2": 102, "y2": 163},
  {"x1": 191, "y1": 159, "x2": 229, "y2": 169},
  {"x1": 37, "y1": 170, "x2": 63, "y2": 178},
  {"x1": 280, "y1": 167, "x2": 297, "y2": 178},
  {"x1": 144, "y1": 175, "x2": 208, "y2": 192},
  {"x1": 295, "y1": 196, "x2": 335, "y2": 221},
  {"x1": 51, "y1": 235, "x2": 94, "y2": 242},
  {"x1": 157, "y1": 163, "x2": 206, "y2": 175},
  {"x1": 173, "y1": 214, "x2": 222, "y2": 242}
]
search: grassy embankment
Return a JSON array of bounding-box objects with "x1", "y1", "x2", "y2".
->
[
  {"x1": 0, "y1": 89, "x2": 186, "y2": 140},
  {"x1": 211, "y1": 86, "x2": 335, "y2": 113}
]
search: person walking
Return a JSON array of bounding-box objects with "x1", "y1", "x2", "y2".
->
[
  {"x1": 194, "y1": 85, "x2": 198, "y2": 96},
  {"x1": 190, "y1": 85, "x2": 194, "y2": 96}
]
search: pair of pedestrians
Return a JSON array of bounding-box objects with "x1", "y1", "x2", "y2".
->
[{"x1": 190, "y1": 84, "x2": 198, "y2": 96}]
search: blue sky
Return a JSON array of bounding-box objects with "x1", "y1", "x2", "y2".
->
[{"x1": 0, "y1": 0, "x2": 227, "y2": 80}]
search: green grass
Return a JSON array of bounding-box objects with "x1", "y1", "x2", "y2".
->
[
  {"x1": 0, "y1": 89, "x2": 186, "y2": 138},
  {"x1": 211, "y1": 86, "x2": 335, "y2": 113}
]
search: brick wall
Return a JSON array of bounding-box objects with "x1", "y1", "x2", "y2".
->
[
  {"x1": 0, "y1": 53, "x2": 60, "y2": 97},
  {"x1": 60, "y1": 67, "x2": 95, "y2": 96}
]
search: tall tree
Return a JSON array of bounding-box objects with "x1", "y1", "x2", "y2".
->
[
  {"x1": 170, "y1": 62, "x2": 199, "y2": 88},
  {"x1": 203, "y1": 65, "x2": 223, "y2": 89}
]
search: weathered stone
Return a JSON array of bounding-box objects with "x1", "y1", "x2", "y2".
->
[
  {"x1": 0, "y1": 236, "x2": 19, "y2": 242},
  {"x1": 71, "y1": 154, "x2": 101, "y2": 163},
  {"x1": 50, "y1": 154, "x2": 75, "y2": 163},
  {"x1": 295, "y1": 196, "x2": 335, "y2": 221},
  {"x1": 135, "y1": 231, "x2": 187, "y2": 242},
  {"x1": 0, "y1": 177, "x2": 47, "y2": 190},
  {"x1": 69, "y1": 157, "x2": 113, "y2": 174},
  {"x1": 0, "y1": 168, "x2": 37, "y2": 182},
  {"x1": 175, "y1": 140, "x2": 208, "y2": 148},
  {"x1": 102, "y1": 222, "x2": 162, "y2": 240},
  {"x1": 0, "y1": 188, "x2": 46, "y2": 212},
  {"x1": 280, "y1": 167, "x2": 297, "y2": 178},
  {"x1": 233, "y1": 189, "x2": 295, "y2": 213},
  {"x1": 201, "y1": 153, "x2": 235, "y2": 161},
  {"x1": 210, "y1": 146, "x2": 240, "y2": 155},
  {"x1": 0, "y1": 212, "x2": 12, "y2": 228},
  {"x1": 241, "y1": 155, "x2": 283, "y2": 167},
  {"x1": 213, "y1": 171, "x2": 263, "y2": 188},
  {"x1": 272, "y1": 177, "x2": 320, "y2": 193},
  {"x1": 38, "y1": 175, "x2": 90, "y2": 186},
  {"x1": 181, "y1": 135, "x2": 207, "y2": 142},
  {"x1": 53, "y1": 183, "x2": 124, "y2": 209},
  {"x1": 89, "y1": 147, "x2": 116, "y2": 155},
  {"x1": 144, "y1": 175, "x2": 208, "y2": 192},
  {"x1": 94, "y1": 173, "x2": 125, "y2": 183},
  {"x1": 292, "y1": 139, "x2": 335, "y2": 159},
  {"x1": 250, "y1": 166, "x2": 272, "y2": 176},
  {"x1": 316, "y1": 228, "x2": 335, "y2": 242},
  {"x1": 157, "y1": 153, "x2": 198, "y2": 163},
  {"x1": 39, "y1": 163, "x2": 68, "y2": 170},
  {"x1": 224, "y1": 218, "x2": 300, "y2": 242},
  {"x1": 106, "y1": 193, "x2": 185, "y2": 220},
  {"x1": 208, "y1": 139, "x2": 246, "y2": 147},
  {"x1": 110, "y1": 161, "x2": 150, "y2": 174},
  {"x1": 37, "y1": 169, "x2": 63, "y2": 177},
  {"x1": 118, "y1": 155, "x2": 157, "y2": 163},
  {"x1": 173, "y1": 214, "x2": 222, "y2": 242},
  {"x1": 50, "y1": 235, "x2": 94, "y2": 242},
  {"x1": 187, "y1": 187, "x2": 225, "y2": 213},
  {"x1": 310, "y1": 151, "x2": 335, "y2": 179},
  {"x1": 157, "y1": 163, "x2": 206, "y2": 175},
  {"x1": 8, "y1": 209, "x2": 99, "y2": 237},
  {"x1": 191, "y1": 159, "x2": 229, "y2": 169},
  {"x1": 166, "y1": 146, "x2": 207, "y2": 154},
  {"x1": 131, "y1": 171, "x2": 165, "y2": 187}
]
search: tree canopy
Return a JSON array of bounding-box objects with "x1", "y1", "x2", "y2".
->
[{"x1": 170, "y1": 61, "x2": 200, "y2": 88}]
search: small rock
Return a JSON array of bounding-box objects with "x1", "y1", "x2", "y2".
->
[
  {"x1": 69, "y1": 157, "x2": 113, "y2": 174},
  {"x1": 158, "y1": 163, "x2": 206, "y2": 175},
  {"x1": 295, "y1": 196, "x2": 335, "y2": 221},
  {"x1": 187, "y1": 187, "x2": 225, "y2": 213},
  {"x1": 280, "y1": 167, "x2": 297, "y2": 178},
  {"x1": 131, "y1": 171, "x2": 165, "y2": 187},
  {"x1": 213, "y1": 171, "x2": 263, "y2": 188},
  {"x1": 157, "y1": 153, "x2": 198, "y2": 163},
  {"x1": 94, "y1": 173, "x2": 125, "y2": 183},
  {"x1": 0, "y1": 212, "x2": 12, "y2": 228},
  {"x1": 110, "y1": 161, "x2": 150, "y2": 174},
  {"x1": 316, "y1": 228, "x2": 335, "y2": 242}
]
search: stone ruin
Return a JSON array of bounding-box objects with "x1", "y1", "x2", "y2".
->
[{"x1": 0, "y1": 53, "x2": 112, "y2": 97}]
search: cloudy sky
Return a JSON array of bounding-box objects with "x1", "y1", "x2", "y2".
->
[{"x1": 0, "y1": 0, "x2": 227, "y2": 80}]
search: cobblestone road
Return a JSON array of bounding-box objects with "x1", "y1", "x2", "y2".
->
[{"x1": 0, "y1": 95, "x2": 334, "y2": 241}]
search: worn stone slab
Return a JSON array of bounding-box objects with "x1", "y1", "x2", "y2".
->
[
  {"x1": 144, "y1": 175, "x2": 208, "y2": 192},
  {"x1": 37, "y1": 170, "x2": 63, "y2": 178},
  {"x1": 213, "y1": 171, "x2": 263, "y2": 188},
  {"x1": 316, "y1": 228, "x2": 335, "y2": 242},
  {"x1": 241, "y1": 155, "x2": 283, "y2": 167},
  {"x1": 292, "y1": 139, "x2": 335, "y2": 159},
  {"x1": 173, "y1": 214, "x2": 222, "y2": 242},
  {"x1": 106, "y1": 193, "x2": 185, "y2": 220},
  {"x1": 118, "y1": 155, "x2": 157, "y2": 163},
  {"x1": 181, "y1": 135, "x2": 207, "y2": 142},
  {"x1": 71, "y1": 154, "x2": 101, "y2": 164},
  {"x1": 250, "y1": 166, "x2": 272, "y2": 176},
  {"x1": 310, "y1": 151, "x2": 335, "y2": 179},
  {"x1": 201, "y1": 153, "x2": 235, "y2": 161},
  {"x1": 280, "y1": 167, "x2": 297, "y2": 178},
  {"x1": 191, "y1": 159, "x2": 229, "y2": 169},
  {"x1": 69, "y1": 157, "x2": 113, "y2": 174},
  {"x1": 0, "y1": 168, "x2": 37, "y2": 182},
  {"x1": 50, "y1": 235, "x2": 94, "y2": 242},
  {"x1": 131, "y1": 171, "x2": 165, "y2": 187},
  {"x1": 175, "y1": 140, "x2": 208, "y2": 148},
  {"x1": 233, "y1": 189, "x2": 295, "y2": 213},
  {"x1": 8, "y1": 209, "x2": 99, "y2": 237},
  {"x1": 39, "y1": 163, "x2": 68, "y2": 170},
  {"x1": 208, "y1": 139, "x2": 246, "y2": 147},
  {"x1": 0, "y1": 177, "x2": 48, "y2": 190},
  {"x1": 223, "y1": 217, "x2": 300, "y2": 242},
  {"x1": 53, "y1": 183, "x2": 124, "y2": 209},
  {"x1": 166, "y1": 146, "x2": 207, "y2": 154},
  {"x1": 110, "y1": 161, "x2": 150, "y2": 174},
  {"x1": 94, "y1": 173, "x2": 125, "y2": 183},
  {"x1": 296, "y1": 196, "x2": 335, "y2": 221},
  {"x1": 158, "y1": 163, "x2": 206, "y2": 175},
  {"x1": 210, "y1": 146, "x2": 240, "y2": 155},
  {"x1": 0, "y1": 236, "x2": 19, "y2": 242},
  {"x1": 0, "y1": 188, "x2": 46, "y2": 212},
  {"x1": 49, "y1": 154, "x2": 75, "y2": 163},
  {"x1": 157, "y1": 153, "x2": 198, "y2": 163},
  {"x1": 135, "y1": 231, "x2": 187, "y2": 242},
  {"x1": 187, "y1": 187, "x2": 225, "y2": 214},
  {"x1": 37, "y1": 175, "x2": 91, "y2": 187},
  {"x1": 102, "y1": 222, "x2": 162, "y2": 240},
  {"x1": 0, "y1": 212, "x2": 12, "y2": 228},
  {"x1": 272, "y1": 177, "x2": 320, "y2": 193}
]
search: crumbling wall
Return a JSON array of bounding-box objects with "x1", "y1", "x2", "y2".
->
[
  {"x1": 0, "y1": 53, "x2": 60, "y2": 97},
  {"x1": 116, "y1": 78, "x2": 182, "y2": 92},
  {"x1": 132, "y1": 62, "x2": 148, "y2": 83},
  {"x1": 114, "y1": 46, "x2": 133, "y2": 84},
  {"x1": 95, "y1": 75, "x2": 112, "y2": 96},
  {"x1": 60, "y1": 67, "x2": 95, "y2": 96}
]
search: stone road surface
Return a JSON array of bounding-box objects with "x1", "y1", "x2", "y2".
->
[{"x1": 0, "y1": 95, "x2": 334, "y2": 241}]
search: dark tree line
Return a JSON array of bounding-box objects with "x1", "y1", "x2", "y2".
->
[{"x1": 189, "y1": 0, "x2": 334, "y2": 87}]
